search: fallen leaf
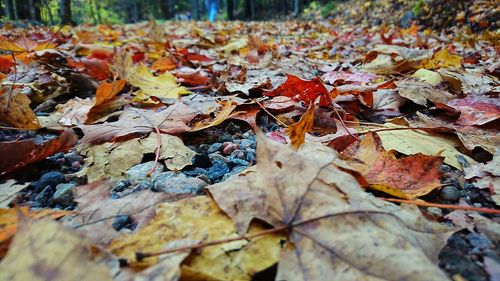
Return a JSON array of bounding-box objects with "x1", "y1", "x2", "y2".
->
[
  {"x1": 66, "y1": 180, "x2": 179, "y2": 245},
  {"x1": 411, "y1": 69, "x2": 443, "y2": 86},
  {"x1": 396, "y1": 80, "x2": 454, "y2": 106},
  {"x1": 423, "y1": 48, "x2": 462, "y2": 69},
  {"x1": 0, "y1": 216, "x2": 114, "y2": 281},
  {"x1": 80, "y1": 103, "x2": 198, "y2": 145},
  {"x1": 447, "y1": 96, "x2": 500, "y2": 126},
  {"x1": 95, "y1": 80, "x2": 126, "y2": 106},
  {"x1": 67, "y1": 58, "x2": 112, "y2": 80},
  {"x1": 0, "y1": 207, "x2": 70, "y2": 258},
  {"x1": 374, "y1": 123, "x2": 476, "y2": 170},
  {"x1": 0, "y1": 129, "x2": 78, "y2": 176},
  {"x1": 56, "y1": 97, "x2": 94, "y2": 126},
  {"x1": 78, "y1": 133, "x2": 194, "y2": 182},
  {"x1": 342, "y1": 132, "x2": 444, "y2": 198},
  {"x1": 109, "y1": 196, "x2": 285, "y2": 280},
  {"x1": 151, "y1": 56, "x2": 177, "y2": 73},
  {"x1": 437, "y1": 69, "x2": 496, "y2": 96},
  {"x1": 322, "y1": 70, "x2": 378, "y2": 85},
  {"x1": 266, "y1": 74, "x2": 330, "y2": 106},
  {"x1": 0, "y1": 180, "x2": 29, "y2": 208},
  {"x1": 190, "y1": 100, "x2": 237, "y2": 132},
  {"x1": 0, "y1": 91, "x2": 40, "y2": 129},
  {"x1": 129, "y1": 64, "x2": 189, "y2": 100},
  {"x1": 209, "y1": 131, "x2": 454, "y2": 280},
  {"x1": 287, "y1": 104, "x2": 315, "y2": 148}
]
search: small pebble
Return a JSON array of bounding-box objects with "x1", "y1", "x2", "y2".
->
[
  {"x1": 222, "y1": 142, "x2": 239, "y2": 155},
  {"x1": 207, "y1": 143, "x2": 223, "y2": 154},
  {"x1": 34, "y1": 171, "x2": 65, "y2": 192},
  {"x1": 426, "y1": 207, "x2": 443, "y2": 217},
  {"x1": 441, "y1": 185, "x2": 460, "y2": 202}
]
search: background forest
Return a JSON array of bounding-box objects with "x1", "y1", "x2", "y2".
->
[{"x1": 0, "y1": 0, "x2": 334, "y2": 24}]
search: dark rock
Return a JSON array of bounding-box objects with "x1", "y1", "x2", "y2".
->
[
  {"x1": 192, "y1": 154, "x2": 212, "y2": 168},
  {"x1": 225, "y1": 122, "x2": 241, "y2": 134},
  {"x1": 183, "y1": 167, "x2": 207, "y2": 177},
  {"x1": 34, "y1": 185, "x2": 55, "y2": 207},
  {"x1": 441, "y1": 185, "x2": 460, "y2": 202},
  {"x1": 206, "y1": 161, "x2": 230, "y2": 182},
  {"x1": 440, "y1": 164, "x2": 452, "y2": 173},
  {"x1": 218, "y1": 132, "x2": 233, "y2": 143},
  {"x1": 125, "y1": 161, "x2": 164, "y2": 185},
  {"x1": 207, "y1": 143, "x2": 223, "y2": 154},
  {"x1": 112, "y1": 215, "x2": 137, "y2": 231},
  {"x1": 197, "y1": 143, "x2": 211, "y2": 154},
  {"x1": 34, "y1": 171, "x2": 65, "y2": 192},
  {"x1": 64, "y1": 151, "x2": 83, "y2": 164},
  {"x1": 152, "y1": 172, "x2": 208, "y2": 194},
  {"x1": 52, "y1": 183, "x2": 76, "y2": 207}
]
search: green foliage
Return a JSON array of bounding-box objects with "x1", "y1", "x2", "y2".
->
[{"x1": 411, "y1": 0, "x2": 425, "y2": 16}]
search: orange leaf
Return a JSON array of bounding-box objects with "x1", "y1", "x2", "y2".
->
[
  {"x1": 287, "y1": 104, "x2": 315, "y2": 149},
  {"x1": 151, "y1": 57, "x2": 177, "y2": 72},
  {"x1": 342, "y1": 132, "x2": 444, "y2": 199},
  {"x1": 0, "y1": 207, "x2": 70, "y2": 258},
  {"x1": 95, "y1": 80, "x2": 126, "y2": 106},
  {"x1": 0, "y1": 91, "x2": 41, "y2": 129},
  {"x1": 67, "y1": 58, "x2": 111, "y2": 80}
]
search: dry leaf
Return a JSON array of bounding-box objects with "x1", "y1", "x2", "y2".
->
[
  {"x1": 396, "y1": 80, "x2": 454, "y2": 106},
  {"x1": 95, "y1": 80, "x2": 126, "y2": 106},
  {"x1": 109, "y1": 196, "x2": 284, "y2": 280},
  {"x1": 342, "y1": 132, "x2": 444, "y2": 198},
  {"x1": 287, "y1": 104, "x2": 315, "y2": 148},
  {"x1": 0, "y1": 216, "x2": 114, "y2": 281},
  {"x1": 0, "y1": 129, "x2": 78, "y2": 176},
  {"x1": 128, "y1": 64, "x2": 189, "y2": 100},
  {"x1": 0, "y1": 180, "x2": 29, "y2": 208},
  {"x1": 0, "y1": 91, "x2": 40, "y2": 129},
  {"x1": 209, "y1": 131, "x2": 454, "y2": 280}
]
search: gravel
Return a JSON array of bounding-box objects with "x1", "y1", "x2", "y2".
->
[{"x1": 152, "y1": 172, "x2": 208, "y2": 194}]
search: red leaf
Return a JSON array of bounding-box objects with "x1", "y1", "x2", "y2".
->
[{"x1": 266, "y1": 74, "x2": 330, "y2": 106}]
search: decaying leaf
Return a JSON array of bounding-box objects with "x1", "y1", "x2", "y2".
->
[
  {"x1": 109, "y1": 196, "x2": 284, "y2": 280},
  {"x1": 0, "y1": 129, "x2": 78, "y2": 176},
  {"x1": 447, "y1": 96, "x2": 500, "y2": 126},
  {"x1": 342, "y1": 132, "x2": 444, "y2": 198},
  {"x1": 95, "y1": 80, "x2": 126, "y2": 106},
  {"x1": 78, "y1": 133, "x2": 195, "y2": 182},
  {"x1": 209, "y1": 131, "x2": 454, "y2": 280},
  {"x1": 396, "y1": 80, "x2": 454, "y2": 106},
  {"x1": 0, "y1": 180, "x2": 29, "y2": 208},
  {"x1": 0, "y1": 91, "x2": 40, "y2": 129},
  {"x1": 0, "y1": 216, "x2": 114, "y2": 281}
]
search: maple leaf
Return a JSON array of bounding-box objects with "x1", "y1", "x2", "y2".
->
[
  {"x1": 94, "y1": 80, "x2": 126, "y2": 106},
  {"x1": 266, "y1": 74, "x2": 331, "y2": 106},
  {"x1": 287, "y1": 104, "x2": 315, "y2": 148},
  {"x1": 342, "y1": 132, "x2": 444, "y2": 198},
  {"x1": 209, "y1": 131, "x2": 454, "y2": 280},
  {"x1": 423, "y1": 48, "x2": 463, "y2": 69},
  {"x1": 447, "y1": 96, "x2": 500, "y2": 126},
  {"x1": 128, "y1": 64, "x2": 190, "y2": 101}
]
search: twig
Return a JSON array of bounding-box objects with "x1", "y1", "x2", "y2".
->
[
  {"x1": 331, "y1": 104, "x2": 359, "y2": 141},
  {"x1": 358, "y1": 126, "x2": 444, "y2": 135},
  {"x1": 381, "y1": 198, "x2": 500, "y2": 214},
  {"x1": 254, "y1": 98, "x2": 288, "y2": 127}
]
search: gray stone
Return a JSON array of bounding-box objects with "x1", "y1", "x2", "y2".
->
[
  {"x1": 153, "y1": 172, "x2": 208, "y2": 194},
  {"x1": 125, "y1": 161, "x2": 165, "y2": 185},
  {"x1": 52, "y1": 183, "x2": 76, "y2": 207},
  {"x1": 230, "y1": 158, "x2": 249, "y2": 166},
  {"x1": 34, "y1": 171, "x2": 65, "y2": 192},
  {"x1": 240, "y1": 139, "x2": 256, "y2": 149},
  {"x1": 426, "y1": 207, "x2": 443, "y2": 217},
  {"x1": 207, "y1": 143, "x2": 223, "y2": 154},
  {"x1": 222, "y1": 165, "x2": 248, "y2": 181},
  {"x1": 440, "y1": 185, "x2": 460, "y2": 202},
  {"x1": 35, "y1": 185, "x2": 55, "y2": 207}
]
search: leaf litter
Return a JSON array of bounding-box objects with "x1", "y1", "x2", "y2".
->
[{"x1": 0, "y1": 19, "x2": 499, "y2": 281}]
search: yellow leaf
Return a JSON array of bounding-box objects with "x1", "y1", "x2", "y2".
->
[
  {"x1": 372, "y1": 123, "x2": 476, "y2": 170},
  {"x1": 0, "y1": 91, "x2": 41, "y2": 129},
  {"x1": 423, "y1": 48, "x2": 462, "y2": 69},
  {"x1": 0, "y1": 217, "x2": 113, "y2": 281},
  {"x1": 128, "y1": 64, "x2": 189, "y2": 100},
  {"x1": 109, "y1": 196, "x2": 285, "y2": 280},
  {"x1": 190, "y1": 100, "x2": 237, "y2": 132},
  {"x1": 411, "y1": 69, "x2": 443, "y2": 86},
  {"x1": 287, "y1": 104, "x2": 315, "y2": 149}
]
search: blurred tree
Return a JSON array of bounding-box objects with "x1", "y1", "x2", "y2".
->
[
  {"x1": 59, "y1": 0, "x2": 72, "y2": 24},
  {"x1": 2, "y1": 0, "x2": 15, "y2": 20}
]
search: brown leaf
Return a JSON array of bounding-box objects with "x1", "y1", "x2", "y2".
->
[
  {"x1": 80, "y1": 103, "x2": 197, "y2": 145},
  {"x1": 342, "y1": 132, "x2": 444, "y2": 199},
  {"x1": 209, "y1": 132, "x2": 454, "y2": 280},
  {"x1": 0, "y1": 216, "x2": 114, "y2": 281},
  {"x1": 447, "y1": 96, "x2": 500, "y2": 126},
  {"x1": 0, "y1": 91, "x2": 40, "y2": 129},
  {"x1": 66, "y1": 180, "x2": 180, "y2": 246},
  {"x1": 0, "y1": 129, "x2": 78, "y2": 176}
]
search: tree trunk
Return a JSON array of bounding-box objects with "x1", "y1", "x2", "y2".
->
[
  {"x1": 159, "y1": 0, "x2": 170, "y2": 19},
  {"x1": 3, "y1": 0, "x2": 16, "y2": 20},
  {"x1": 293, "y1": 0, "x2": 302, "y2": 17},
  {"x1": 59, "y1": 0, "x2": 72, "y2": 24},
  {"x1": 130, "y1": 0, "x2": 139, "y2": 22},
  {"x1": 16, "y1": 0, "x2": 31, "y2": 19},
  {"x1": 190, "y1": 0, "x2": 199, "y2": 20},
  {"x1": 245, "y1": 0, "x2": 254, "y2": 19},
  {"x1": 227, "y1": 0, "x2": 233, "y2": 20},
  {"x1": 28, "y1": 0, "x2": 41, "y2": 21}
]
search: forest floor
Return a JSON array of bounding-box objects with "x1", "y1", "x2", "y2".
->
[{"x1": 0, "y1": 18, "x2": 499, "y2": 281}]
